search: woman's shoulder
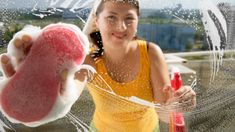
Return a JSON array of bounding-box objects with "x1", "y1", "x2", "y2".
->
[
  {"x1": 135, "y1": 40, "x2": 163, "y2": 57},
  {"x1": 147, "y1": 42, "x2": 165, "y2": 63}
]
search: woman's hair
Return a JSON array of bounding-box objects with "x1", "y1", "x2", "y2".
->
[
  {"x1": 90, "y1": 0, "x2": 140, "y2": 58},
  {"x1": 95, "y1": 0, "x2": 140, "y2": 17}
]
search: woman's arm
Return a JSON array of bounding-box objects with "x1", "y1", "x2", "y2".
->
[
  {"x1": 148, "y1": 42, "x2": 171, "y2": 104},
  {"x1": 148, "y1": 42, "x2": 196, "y2": 123},
  {"x1": 148, "y1": 42, "x2": 173, "y2": 123}
]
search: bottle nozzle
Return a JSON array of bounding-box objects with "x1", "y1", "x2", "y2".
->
[{"x1": 171, "y1": 67, "x2": 182, "y2": 91}]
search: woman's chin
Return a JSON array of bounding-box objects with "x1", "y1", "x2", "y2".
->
[
  {"x1": 111, "y1": 36, "x2": 129, "y2": 44},
  {"x1": 110, "y1": 39, "x2": 127, "y2": 48}
]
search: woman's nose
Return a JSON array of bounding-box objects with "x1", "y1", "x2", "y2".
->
[{"x1": 115, "y1": 20, "x2": 127, "y2": 31}]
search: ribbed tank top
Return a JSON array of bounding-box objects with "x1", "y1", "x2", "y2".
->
[{"x1": 87, "y1": 40, "x2": 159, "y2": 132}]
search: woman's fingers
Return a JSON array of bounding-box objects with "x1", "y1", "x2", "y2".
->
[
  {"x1": 0, "y1": 34, "x2": 33, "y2": 78},
  {"x1": 22, "y1": 35, "x2": 33, "y2": 55},
  {"x1": 75, "y1": 69, "x2": 89, "y2": 82},
  {"x1": 59, "y1": 65, "x2": 96, "y2": 84},
  {"x1": 176, "y1": 86, "x2": 196, "y2": 111},
  {"x1": 14, "y1": 35, "x2": 33, "y2": 55},
  {"x1": 61, "y1": 69, "x2": 68, "y2": 81},
  {"x1": 12, "y1": 35, "x2": 33, "y2": 64},
  {"x1": 162, "y1": 84, "x2": 175, "y2": 104},
  {"x1": 14, "y1": 35, "x2": 32, "y2": 47},
  {"x1": 0, "y1": 54, "x2": 15, "y2": 77},
  {"x1": 166, "y1": 86, "x2": 196, "y2": 112},
  {"x1": 174, "y1": 86, "x2": 195, "y2": 99},
  {"x1": 174, "y1": 86, "x2": 189, "y2": 97},
  {"x1": 60, "y1": 68, "x2": 92, "y2": 82},
  {"x1": 177, "y1": 98, "x2": 196, "y2": 112},
  {"x1": 22, "y1": 34, "x2": 32, "y2": 43},
  {"x1": 180, "y1": 91, "x2": 196, "y2": 103},
  {"x1": 13, "y1": 38, "x2": 23, "y2": 48}
]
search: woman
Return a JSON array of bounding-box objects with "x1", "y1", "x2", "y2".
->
[
  {"x1": 0, "y1": 0, "x2": 196, "y2": 131},
  {"x1": 82, "y1": 0, "x2": 196, "y2": 131}
]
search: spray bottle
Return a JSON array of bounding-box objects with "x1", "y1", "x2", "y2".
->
[{"x1": 169, "y1": 67, "x2": 185, "y2": 132}]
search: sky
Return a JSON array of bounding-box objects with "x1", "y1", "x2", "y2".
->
[
  {"x1": 141, "y1": 0, "x2": 235, "y2": 9},
  {"x1": 0, "y1": 0, "x2": 234, "y2": 9}
]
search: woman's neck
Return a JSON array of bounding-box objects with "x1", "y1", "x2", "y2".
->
[
  {"x1": 103, "y1": 41, "x2": 137, "y2": 63},
  {"x1": 104, "y1": 49, "x2": 128, "y2": 63},
  {"x1": 102, "y1": 40, "x2": 140, "y2": 83}
]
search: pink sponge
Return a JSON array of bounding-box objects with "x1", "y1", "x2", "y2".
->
[{"x1": 0, "y1": 23, "x2": 91, "y2": 127}]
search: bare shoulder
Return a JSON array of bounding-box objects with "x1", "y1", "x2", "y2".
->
[
  {"x1": 147, "y1": 42, "x2": 165, "y2": 62},
  {"x1": 147, "y1": 42, "x2": 170, "y2": 103}
]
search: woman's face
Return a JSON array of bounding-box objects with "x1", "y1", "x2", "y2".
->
[{"x1": 95, "y1": 1, "x2": 139, "y2": 50}]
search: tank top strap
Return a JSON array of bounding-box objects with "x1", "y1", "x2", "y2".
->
[
  {"x1": 92, "y1": 56, "x2": 102, "y2": 69},
  {"x1": 137, "y1": 40, "x2": 150, "y2": 72}
]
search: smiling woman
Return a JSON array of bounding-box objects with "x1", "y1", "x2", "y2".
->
[
  {"x1": 82, "y1": 0, "x2": 196, "y2": 131},
  {"x1": 0, "y1": 0, "x2": 197, "y2": 131}
]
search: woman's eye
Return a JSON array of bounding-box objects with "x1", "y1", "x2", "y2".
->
[
  {"x1": 126, "y1": 17, "x2": 134, "y2": 20},
  {"x1": 125, "y1": 17, "x2": 135, "y2": 24},
  {"x1": 107, "y1": 16, "x2": 116, "y2": 20}
]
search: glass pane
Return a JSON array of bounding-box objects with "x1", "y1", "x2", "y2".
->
[{"x1": 0, "y1": 0, "x2": 234, "y2": 131}]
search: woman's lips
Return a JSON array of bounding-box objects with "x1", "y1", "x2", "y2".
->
[{"x1": 112, "y1": 33, "x2": 126, "y2": 39}]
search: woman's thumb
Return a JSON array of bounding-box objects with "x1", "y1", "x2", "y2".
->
[
  {"x1": 163, "y1": 84, "x2": 173, "y2": 93},
  {"x1": 0, "y1": 54, "x2": 15, "y2": 77}
]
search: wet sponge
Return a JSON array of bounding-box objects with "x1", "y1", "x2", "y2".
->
[{"x1": 0, "y1": 23, "x2": 89, "y2": 126}]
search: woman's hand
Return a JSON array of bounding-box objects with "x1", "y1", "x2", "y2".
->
[
  {"x1": 0, "y1": 33, "x2": 94, "y2": 82},
  {"x1": 164, "y1": 85, "x2": 196, "y2": 112},
  {"x1": 175, "y1": 86, "x2": 196, "y2": 111},
  {"x1": 0, "y1": 34, "x2": 32, "y2": 78},
  {"x1": 61, "y1": 67, "x2": 95, "y2": 83},
  {"x1": 157, "y1": 85, "x2": 196, "y2": 123},
  {"x1": 1, "y1": 54, "x2": 15, "y2": 77}
]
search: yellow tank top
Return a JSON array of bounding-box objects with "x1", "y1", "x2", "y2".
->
[{"x1": 87, "y1": 40, "x2": 159, "y2": 132}]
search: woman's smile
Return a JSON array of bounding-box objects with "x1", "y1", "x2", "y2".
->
[{"x1": 111, "y1": 32, "x2": 127, "y2": 40}]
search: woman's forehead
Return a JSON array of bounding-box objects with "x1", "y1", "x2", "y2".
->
[{"x1": 101, "y1": 1, "x2": 138, "y2": 14}]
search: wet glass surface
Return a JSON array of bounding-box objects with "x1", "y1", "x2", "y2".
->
[{"x1": 0, "y1": 0, "x2": 235, "y2": 131}]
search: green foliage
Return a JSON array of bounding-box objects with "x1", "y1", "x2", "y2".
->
[
  {"x1": 139, "y1": 18, "x2": 171, "y2": 24},
  {"x1": 0, "y1": 46, "x2": 7, "y2": 54},
  {"x1": 73, "y1": 19, "x2": 84, "y2": 29},
  {"x1": 186, "y1": 43, "x2": 194, "y2": 51},
  {"x1": 184, "y1": 55, "x2": 207, "y2": 60},
  {"x1": 3, "y1": 23, "x2": 23, "y2": 43}
]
